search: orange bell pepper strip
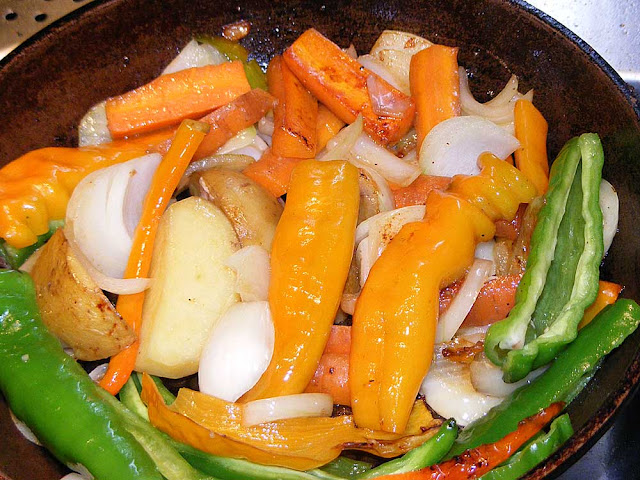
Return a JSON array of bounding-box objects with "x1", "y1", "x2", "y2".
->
[
  {"x1": 579, "y1": 280, "x2": 623, "y2": 329},
  {"x1": 514, "y1": 99, "x2": 550, "y2": 195},
  {"x1": 392, "y1": 174, "x2": 452, "y2": 208},
  {"x1": 99, "y1": 120, "x2": 210, "y2": 395},
  {"x1": 409, "y1": 45, "x2": 461, "y2": 150},
  {"x1": 242, "y1": 149, "x2": 304, "y2": 198},
  {"x1": 374, "y1": 402, "x2": 564, "y2": 480},
  {"x1": 141, "y1": 374, "x2": 442, "y2": 470},
  {"x1": 283, "y1": 29, "x2": 415, "y2": 145},
  {"x1": 105, "y1": 62, "x2": 251, "y2": 138},
  {"x1": 268, "y1": 56, "x2": 319, "y2": 158},
  {"x1": 316, "y1": 104, "x2": 346, "y2": 151},
  {"x1": 241, "y1": 160, "x2": 360, "y2": 401},
  {"x1": 351, "y1": 156, "x2": 536, "y2": 433}
]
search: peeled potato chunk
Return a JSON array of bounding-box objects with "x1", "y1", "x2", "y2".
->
[
  {"x1": 30, "y1": 229, "x2": 135, "y2": 360},
  {"x1": 190, "y1": 168, "x2": 283, "y2": 250},
  {"x1": 135, "y1": 196, "x2": 240, "y2": 379}
]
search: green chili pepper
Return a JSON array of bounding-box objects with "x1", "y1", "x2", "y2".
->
[
  {"x1": 0, "y1": 270, "x2": 163, "y2": 480},
  {"x1": 356, "y1": 419, "x2": 458, "y2": 478},
  {"x1": 478, "y1": 414, "x2": 573, "y2": 480},
  {"x1": 486, "y1": 133, "x2": 604, "y2": 382},
  {"x1": 316, "y1": 457, "x2": 372, "y2": 479},
  {"x1": 197, "y1": 35, "x2": 268, "y2": 90},
  {"x1": 0, "y1": 219, "x2": 63, "y2": 269},
  {"x1": 447, "y1": 299, "x2": 640, "y2": 458}
]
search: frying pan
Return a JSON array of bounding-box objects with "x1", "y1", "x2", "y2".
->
[{"x1": 0, "y1": 0, "x2": 639, "y2": 478}]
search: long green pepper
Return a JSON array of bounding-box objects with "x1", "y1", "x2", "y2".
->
[{"x1": 486, "y1": 133, "x2": 605, "y2": 382}]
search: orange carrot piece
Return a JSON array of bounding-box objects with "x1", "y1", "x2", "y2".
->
[
  {"x1": 392, "y1": 175, "x2": 452, "y2": 208},
  {"x1": 323, "y1": 325, "x2": 351, "y2": 355},
  {"x1": 99, "y1": 120, "x2": 210, "y2": 395},
  {"x1": 106, "y1": 62, "x2": 251, "y2": 138},
  {"x1": 378, "y1": 403, "x2": 564, "y2": 480},
  {"x1": 305, "y1": 352, "x2": 351, "y2": 406},
  {"x1": 243, "y1": 149, "x2": 304, "y2": 197},
  {"x1": 316, "y1": 104, "x2": 345, "y2": 151},
  {"x1": 495, "y1": 203, "x2": 527, "y2": 241},
  {"x1": 579, "y1": 280, "x2": 623, "y2": 329},
  {"x1": 283, "y1": 29, "x2": 414, "y2": 145},
  {"x1": 514, "y1": 99, "x2": 549, "y2": 195},
  {"x1": 268, "y1": 56, "x2": 319, "y2": 158},
  {"x1": 409, "y1": 44, "x2": 461, "y2": 150}
]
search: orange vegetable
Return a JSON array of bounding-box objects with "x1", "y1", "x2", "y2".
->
[
  {"x1": 323, "y1": 325, "x2": 351, "y2": 355},
  {"x1": 105, "y1": 62, "x2": 251, "y2": 138},
  {"x1": 514, "y1": 99, "x2": 550, "y2": 195},
  {"x1": 283, "y1": 29, "x2": 414, "y2": 145},
  {"x1": 99, "y1": 120, "x2": 210, "y2": 395},
  {"x1": 409, "y1": 44, "x2": 461, "y2": 150},
  {"x1": 351, "y1": 156, "x2": 536, "y2": 433},
  {"x1": 242, "y1": 160, "x2": 359, "y2": 401},
  {"x1": 392, "y1": 174, "x2": 452, "y2": 208},
  {"x1": 242, "y1": 149, "x2": 304, "y2": 197},
  {"x1": 141, "y1": 373, "x2": 441, "y2": 470},
  {"x1": 305, "y1": 352, "x2": 351, "y2": 406},
  {"x1": 495, "y1": 203, "x2": 527, "y2": 241},
  {"x1": 316, "y1": 104, "x2": 346, "y2": 151},
  {"x1": 579, "y1": 280, "x2": 623, "y2": 329},
  {"x1": 268, "y1": 56, "x2": 319, "y2": 158},
  {"x1": 376, "y1": 403, "x2": 564, "y2": 480}
]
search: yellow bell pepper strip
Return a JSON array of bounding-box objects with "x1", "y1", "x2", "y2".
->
[
  {"x1": 0, "y1": 137, "x2": 166, "y2": 249},
  {"x1": 514, "y1": 99, "x2": 550, "y2": 195},
  {"x1": 99, "y1": 119, "x2": 210, "y2": 395},
  {"x1": 351, "y1": 156, "x2": 536, "y2": 434},
  {"x1": 242, "y1": 159, "x2": 360, "y2": 401},
  {"x1": 578, "y1": 280, "x2": 623, "y2": 329},
  {"x1": 141, "y1": 374, "x2": 442, "y2": 471}
]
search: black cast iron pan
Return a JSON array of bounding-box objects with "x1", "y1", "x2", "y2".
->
[{"x1": 0, "y1": 0, "x2": 639, "y2": 478}]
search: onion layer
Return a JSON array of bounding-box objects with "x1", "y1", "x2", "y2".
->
[
  {"x1": 225, "y1": 246, "x2": 271, "y2": 302},
  {"x1": 78, "y1": 101, "x2": 112, "y2": 147},
  {"x1": 470, "y1": 353, "x2": 546, "y2": 397},
  {"x1": 358, "y1": 55, "x2": 403, "y2": 91},
  {"x1": 162, "y1": 39, "x2": 226, "y2": 75},
  {"x1": 600, "y1": 179, "x2": 619, "y2": 256},
  {"x1": 10, "y1": 410, "x2": 41, "y2": 446},
  {"x1": 351, "y1": 133, "x2": 420, "y2": 187},
  {"x1": 242, "y1": 393, "x2": 333, "y2": 427}
]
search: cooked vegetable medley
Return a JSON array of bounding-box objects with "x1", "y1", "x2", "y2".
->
[{"x1": 0, "y1": 23, "x2": 635, "y2": 480}]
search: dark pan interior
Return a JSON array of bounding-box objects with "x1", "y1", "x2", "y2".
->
[{"x1": 1, "y1": 0, "x2": 639, "y2": 479}]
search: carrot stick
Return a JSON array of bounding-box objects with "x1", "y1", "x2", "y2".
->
[
  {"x1": 323, "y1": 325, "x2": 351, "y2": 355},
  {"x1": 268, "y1": 56, "x2": 319, "y2": 158},
  {"x1": 305, "y1": 352, "x2": 351, "y2": 406},
  {"x1": 106, "y1": 62, "x2": 251, "y2": 138},
  {"x1": 392, "y1": 175, "x2": 452, "y2": 208},
  {"x1": 514, "y1": 99, "x2": 549, "y2": 195},
  {"x1": 409, "y1": 45, "x2": 461, "y2": 150},
  {"x1": 99, "y1": 119, "x2": 210, "y2": 395},
  {"x1": 243, "y1": 149, "x2": 304, "y2": 197},
  {"x1": 316, "y1": 104, "x2": 346, "y2": 151},
  {"x1": 495, "y1": 203, "x2": 527, "y2": 241},
  {"x1": 283, "y1": 29, "x2": 414, "y2": 145},
  {"x1": 579, "y1": 280, "x2": 623, "y2": 329}
]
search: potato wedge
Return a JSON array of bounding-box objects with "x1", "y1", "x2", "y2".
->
[
  {"x1": 135, "y1": 196, "x2": 240, "y2": 379},
  {"x1": 190, "y1": 168, "x2": 283, "y2": 250},
  {"x1": 30, "y1": 229, "x2": 135, "y2": 361}
]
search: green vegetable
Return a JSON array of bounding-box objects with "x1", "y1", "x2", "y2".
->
[
  {"x1": 479, "y1": 414, "x2": 573, "y2": 480},
  {"x1": 356, "y1": 419, "x2": 458, "y2": 478},
  {"x1": 316, "y1": 457, "x2": 372, "y2": 478},
  {"x1": 448, "y1": 298, "x2": 640, "y2": 457},
  {"x1": 0, "y1": 219, "x2": 63, "y2": 269},
  {"x1": 0, "y1": 270, "x2": 163, "y2": 480},
  {"x1": 486, "y1": 133, "x2": 604, "y2": 382},
  {"x1": 197, "y1": 35, "x2": 268, "y2": 90}
]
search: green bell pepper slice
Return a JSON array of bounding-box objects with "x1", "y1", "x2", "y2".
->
[
  {"x1": 0, "y1": 219, "x2": 63, "y2": 269},
  {"x1": 486, "y1": 133, "x2": 604, "y2": 382}
]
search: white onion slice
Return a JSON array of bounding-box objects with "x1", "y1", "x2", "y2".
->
[
  {"x1": 366, "y1": 75, "x2": 412, "y2": 118},
  {"x1": 10, "y1": 410, "x2": 41, "y2": 446},
  {"x1": 456, "y1": 325, "x2": 490, "y2": 344},
  {"x1": 318, "y1": 115, "x2": 364, "y2": 162},
  {"x1": 227, "y1": 134, "x2": 269, "y2": 161},
  {"x1": 351, "y1": 133, "x2": 420, "y2": 187},
  {"x1": 162, "y1": 40, "x2": 227, "y2": 75},
  {"x1": 78, "y1": 101, "x2": 112, "y2": 147},
  {"x1": 355, "y1": 205, "x2": 425, "y2": 246},
  {"x1": 65, "y1": 153, "x2": 162, "y2": 280},
  {"x1": 470, "y1": 354, "x2": 546, "y2": 397},
  {"x1": 88, "y1": 363, "x2": 109, "y2": 383},
  {"x1": 216, "y1": 126, "x2": 258, "y2": 155},
  {"x1": 474, "y1": 240, "x2": 497, "y2": 276},
  {"x1": 436, "y1": 259, "x2": 493, "y2": 343},
  {"x1": 356, "y1": 236, "x2": 373, "y2": 288},
  {"x1": 341, "y1": 293, "x2": 359, "y2": 316},
  {"x1": 242, "y1": 393, "x2": 333, "y2": 427},
  {"x1": 258, "y1": 115, "x2": 275, "y2": 137},
  {"x1": 352, "y1": 160, "x2": 395, "y2": 214},
  {"x1": 61, "y1": 474, "x2": 90, "y2": 480},
  {"x1": 344, "y1": 44, "x2": 358, "y2": 59},
  {"x1": 225, "y1": 246, "x2": 270, "y2": 302},
  {"x1": 177, "y1": 154, "x2": 256, "y2": 191},
  {"x1": 358, "y1": 55, "x2": 403, "y2": 91},
  {"x1": 421, "y1": 349, "x2": 502, "y2": 426},
  {"x1": 600, "y1": 179, "x2": 619, "y2": 256},
  {"x1": 199, "y1": 301, "x2": 275, "y2": 402},
  {"x1": 419, "y1": 116, "x2": 520, "y2": 177}
]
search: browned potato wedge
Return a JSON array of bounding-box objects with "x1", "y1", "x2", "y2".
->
[
  {"x1": 30, "y1": 229, "x2": 136, "y2": 360},
  {"x1": 190, "y1": 168, "x2": 283, "y2": 250}
]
